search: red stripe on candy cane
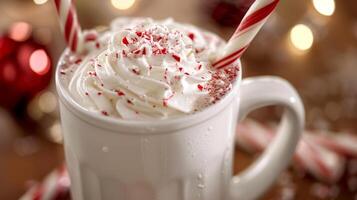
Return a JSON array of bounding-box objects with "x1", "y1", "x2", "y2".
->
[
  {"x1": 309, "y1": 133, "x2": 357, "y2": 157},
  {"x1": 212, "y1": 46, "x2": 247, "y2": 67},
  {"x1": 65, "y1": 8, "x2": 74, "y2": 44},
  {"x1": 214, "y1": 47, "x2": 247, "y2": 69},
  {"x1": 304, "y1": 140, "x2": 333, "y2": 179},
  {"x1": 234, "y1": 0, "x2": 279, "y2": 36},
  {"x1": 54, "y1": 0, "x2": 61, "y2": 12},
  {"x1": 32, "y1": 184, "x2": 44, "y2": 200},
  {"x1": 71, "y1": 28, "x2": 78, "y2": 52}
]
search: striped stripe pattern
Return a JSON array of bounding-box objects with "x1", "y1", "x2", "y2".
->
[
  {"x1": 19, "y1": 165, "x2": 69, "y2": 200},
  {"x1": 54, "y1": 0, "x2": 83, "y2": 53},
  {"x1": 213, "y1": 0, "x2": 279, "y2": 69}
]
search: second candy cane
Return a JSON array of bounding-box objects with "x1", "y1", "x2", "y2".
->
[
  {"x1": 213, "y1": 0, "x2": 279, "y2": 69},
  {"x1": 54, "y1": 0, "x2": 84, "y2": 53}
]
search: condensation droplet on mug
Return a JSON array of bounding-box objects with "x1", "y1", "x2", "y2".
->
[
  {"x1": 197, "y1": 173, "x2": 203, "y2": 180},
  {"x1": 102, "y1": 146, "x2": 109, "y2": 153}
]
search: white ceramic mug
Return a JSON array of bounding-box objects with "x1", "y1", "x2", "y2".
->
[{"x1": 56, "y1": 59, "x2": 304, "y2": 200}]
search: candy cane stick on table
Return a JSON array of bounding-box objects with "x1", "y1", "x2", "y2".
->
[
  {"x1": 213, "y1": 0, "x2": 279, "y2": 69},
  {"x1": 54, "y1": 0, "x2": 84, "y2": 53}
]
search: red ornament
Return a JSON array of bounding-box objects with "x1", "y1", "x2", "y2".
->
[
  {"x1": 206, "y1": 0, "x2": 255, "y2": 27},
  {"x1": 0, "y1": 23, "x2": 52, "y2": 115}
]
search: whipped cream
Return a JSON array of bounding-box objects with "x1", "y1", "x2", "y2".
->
[{"x1": 59, "y1": 18, "x2": 238, "y2": 120}]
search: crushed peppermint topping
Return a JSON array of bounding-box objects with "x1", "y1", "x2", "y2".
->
[
  {"x1": 101, "y1": 111, "x2": 109, "y2": 116},
  {"x1": 60, "y1": 18, "x2": 239, "y2": 120}
]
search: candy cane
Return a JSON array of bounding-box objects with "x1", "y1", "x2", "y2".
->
[
  {"x1": 307, "y1": 132, "x2": 357, "y2": 157},
  {"x1": 213, "y1": 0, "x2": 279, "y2": 69},
  {"x1": 19, "y1": 165, "x2": 70, "y2": 200},
  {"x1": 54, "y1": 0, "x2": 83, "y2": 53},
  {"x1": 236, "y1": 120, "x2": 346, "y2": 183},
  {"x1": 296, "y1": 137, "x2": 346, "y2": 183}
]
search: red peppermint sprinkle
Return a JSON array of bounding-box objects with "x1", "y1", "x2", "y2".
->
[
  {"x1": 188, "y1": 33, "x2": 195, "y2": 41},
  {"x1": 162, "y1": 93, "x2": 174, "y2": 107},
  {"x1": 127, "y1": 99, "x2": 133, "y2": 105},
  {"x1": 115, "y1": 90, "x2": 125, "y2": 96},
  {"x1": 88, "y1": 71, "x2": 97, "y2": 76},
  {"x1": 85, "y1": 92, "x2": 89, "y2": 96},
  {"x1": 101, "y1": 111, "x2": 109, "y2": 116},
  {"x1": 132, "y1": 68, "x2": 140, "y2": 75},
  {"x1": 172, "y1": 54, "x2": 181, "y2": 62},
  {"x1": 142, "y1": 47, "x2": 146, "y2": 55},
  {"x1": 85, "y1": 33, "x2": 97, "y2": 42},
  {"x1": 136, "y1": 31, "x2": 143, "y2": 37},
  {"x1": 122, "y1": 50, "x2": 127, "y2": 57},
  {"x1": 163, "y1": 100, "x2": 168, "y2": 107},
  {"x1": 197, "y1": 64, "x2": 202, "y2": 70},
  {"x1": 178, "y1": 67, "x2": 183, "y2": 72},
  {"x1": 161, "y1": 48, "x2": 167, "y2": 54},
  {"x1": 97, "y1": 92, "x2": 102, "y2": 96},
  {"x1": 153, "y1": 49, "x2": 160, "y2": 55},
  {"x1": 184, "y1": 72, "x2": 190, "y2": 76},
  {"x1": 60, "y1": 71, "x2": 66, "y2": 75},
  {"x1": 133, "y1": 49, "x2": 141, "y2": 55},
  {"x1": 122, "y1": 37, "x2": 129, "y2": 45},
  {"x1": 195, "y1": 48, "x2": 204, "y2": 54},
  {"x1": 95, "y1": 42, "x2": 100, "y2": 49},
  {"x1": 115, "y1": 52, "x2": 119, "y2": 59},
  {"x1": 75, "y1": 59, "x2": 82, "y2": 64},
  {"x1": 197, "y1": 84, "x2": 204, "y2": 91}
]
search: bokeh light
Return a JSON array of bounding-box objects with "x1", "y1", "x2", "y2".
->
[
  {"x1": 312, "y1": 0, "x2": 335, "y2": 16},
  {"x1": 9, "y1": 22, "x2": 32, "y2": 42},
  {"x1": 48, "y1": 122, "x2": 63, "y2": 144},
  {"x1": 290, "y1": 24, "x2": 314, "y2": 51},
  {"x1": 38, "y1": 91, "x2": 57, "y2": 113},
  {"x1": 29, "y1": 49, "x2": 50, "y2": 75},
  {"x1": 33, "y1": 0, "x2": 48, "y2": 5},
  {"x1": 111, "y1": 0, "x2": 136, "y2": 10},
  {"x1": 27, "y1": 98, "x2": 44, "y2": 120}
]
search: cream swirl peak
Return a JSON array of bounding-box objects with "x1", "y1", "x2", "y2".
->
[{"x1": 59, "y1": 18, "x2": 239, "y2": 120}]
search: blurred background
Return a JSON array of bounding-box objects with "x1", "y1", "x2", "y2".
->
[{"x1": 0, "y1": 0, "x2": 356, "y2": 199}]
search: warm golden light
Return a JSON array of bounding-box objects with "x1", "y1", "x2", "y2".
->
[
  {"x1": 34, "y1": 0, "x2": 48, "y2": 5},
  {"x1": 49, "y1": 122, "x2": 63, "y2": 144},
  {"x1": 290, "y1": 24, "x2": 314, "y2": 51},
  {"x1": 312, "y1": 0, "x2": 335, "y2": 16},
  {"x1": 38, "y1": 91, "x2": 57, "y2": 113},
  {"x1": 111, "y1": 0, "x2": 136, "y2": 10}
]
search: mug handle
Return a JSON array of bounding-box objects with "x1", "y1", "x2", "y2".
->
[{"x1": 229, "y1": 76, "x2": 305, "y2": 200}]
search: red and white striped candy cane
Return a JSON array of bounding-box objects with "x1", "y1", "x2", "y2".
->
[
  {"x1": 19, "y1": 165, "x2": 70, "y2": 200},
  {"x1": 213, "y1": 0, "x2": 279, "y2": 69},
  {"x1": 54, "y1": 0, "x2": 83, "y2": 53},
  {"x1": 308, "y1": 132, "x2": 357, "y2": 157},
  {"x1": 236, "y1": 120, "x2": 346, "y2": 183}
]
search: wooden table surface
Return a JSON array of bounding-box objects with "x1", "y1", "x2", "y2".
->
[{"x1": 1, "y1": 0, "x2": 357, "y2": 199}]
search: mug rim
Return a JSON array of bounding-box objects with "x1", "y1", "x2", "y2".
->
[{"x1": 56, "y1": 50, "x2": 242, "y2": 134}]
